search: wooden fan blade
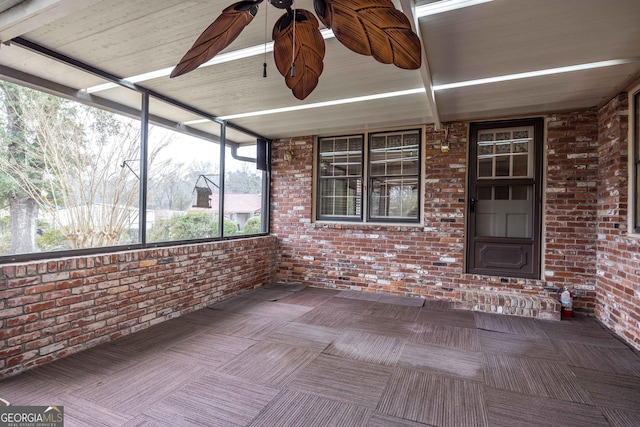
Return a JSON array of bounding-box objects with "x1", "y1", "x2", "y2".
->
[
  {"x1": 272, "y1": 9, "x2": 326, "y2": 100},
  {"x1": 313, "y1": 0, "x2": 421, "y2": 70},
  {"x1": 171, "y1": 1, "x2": 260, "y2": 78}
]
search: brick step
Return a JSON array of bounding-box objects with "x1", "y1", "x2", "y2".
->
[{"x1": 453, "y1": 289, "x2": 560, "y2": 320}]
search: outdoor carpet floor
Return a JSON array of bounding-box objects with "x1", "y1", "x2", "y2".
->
[{"x1": 2, "y1": 283, "x2": 640, "y2": 426}]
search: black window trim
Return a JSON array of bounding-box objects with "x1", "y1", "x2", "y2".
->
[
  {"x1": 0, "y1": 38, "x2": 272, "y2": 264},
  {"x1": 633, "y1": 88, "x2": 640, "y2": 234}
]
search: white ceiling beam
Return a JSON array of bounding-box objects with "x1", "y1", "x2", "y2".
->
[
  {"x1": 400, "y1": 0, "x2": 441, "y2": 131},
  {"x1": 0, "y1": 0, "x2": 100, "y2": 43}
]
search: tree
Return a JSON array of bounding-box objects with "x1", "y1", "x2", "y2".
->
[
  {"x1": 225, "y1": 162, "x2": 262, "y2": 194},
  {"x1": 0, "y1": 82, "x2": 60, "y2": 254},
  {"x1": 0, "y1": 82, "x2": 172, "y2": 251}
]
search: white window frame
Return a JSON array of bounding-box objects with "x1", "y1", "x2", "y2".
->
[{"x1": 314, "y1": 127, "x2": 425, "y2": 225}]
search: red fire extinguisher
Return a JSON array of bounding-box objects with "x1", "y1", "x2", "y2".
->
[{"x1": 560, "y1": 287, "x2": 573, "y2": 319}]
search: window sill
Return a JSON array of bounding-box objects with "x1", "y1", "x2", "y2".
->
[{"x1": 313, "y1": 221, "x2": 424, "y2": 232}]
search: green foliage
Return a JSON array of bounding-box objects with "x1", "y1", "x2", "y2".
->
[
  {"x1": 0, "y1": 214, "x2": 10, "y2": 252},
  {"x1": 170, "y1": 212, "x2": 216, "y2": 240},
  {"x1": 242, "y1": 216, "x2": 262, "y2": 234},
  {"x1": 216, "y1": 217, "x2": 239, "y2": 237},
  {"x1": 147, "y1": 212, "x2": 238, "y2": 242},
  {"x1": 37, "y1": 228, "x2": 71, "y2": 251}
]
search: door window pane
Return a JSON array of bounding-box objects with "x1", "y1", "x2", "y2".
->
[{"x1": 477, "y1": 127, "x2": 533, "y2": 179}]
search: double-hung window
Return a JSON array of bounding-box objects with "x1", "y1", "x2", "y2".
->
[{"x1": 316, "y1": 129, "x2": 422, "y2": 223}]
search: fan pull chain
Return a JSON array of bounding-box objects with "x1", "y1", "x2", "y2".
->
[
  {"x1": 263, "y1": 0, "x2": 268, "y2": 77},
  {"x1": 291, "y1": 2, "x2": 296, "y2": 77}
]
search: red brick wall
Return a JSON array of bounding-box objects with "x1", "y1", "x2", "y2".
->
[
  {"x1": 596, "y1": 93, "x2": 640, "y2": 350},
  {"x1": 0, "y1": 236, "x2": 277, "y2": 378},
  {"x1": 545, "y1": 110, "x2": 599, "y2": 313},
  {"x1": 271, "y1": 115, "x2": 601, "y2": 320}
]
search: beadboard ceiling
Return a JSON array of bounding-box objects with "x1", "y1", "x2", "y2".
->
[{"x1": 0, "y1": 0, "x2": 638, "y2": 142}]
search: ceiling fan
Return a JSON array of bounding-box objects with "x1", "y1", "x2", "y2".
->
[{"x1": 170, "y1": 0, "x2": 422, "y2": 100}]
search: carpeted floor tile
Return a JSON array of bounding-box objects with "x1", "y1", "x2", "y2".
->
[
  {"x1": 225, "y1": 300, "x2": 313, "y2": 320},
  {"x1": 166, "y1": 330, "x2": 256, "y2": 368},
  {"x1": 218, "y1": 341, "x2": 318, "y2": 387},
  {"x1": 60, "y1": 396, "x2": 134, "y2": 427},
  {"x1": 348, "y1": 315, "x2": 421, "y2": 340},
  {"x1": 248, "y1": 390, "x2": 371, "y2": 427},
  {"x1": 324, "y1": 330, "x2": 405, "y2": 366},
  {"x1": 378, "y1": 367, "x2": 488, "y2": 427},
  {"x1": 572, "y1": 366, "x2": 640, "y2": 411},
  {"x1": 288, "y1": 354, "x2": 394, "y2": 408},
  {"x1": 277, "y1": 287, "x2": 340, "y2": 307},
  {"x1": 601, "y1": 407, "x2": 640, "y2": 427},
  {"x1": 417, "y1": 308, "x2": 477, "y2": 329},
  {"x1": 336, "y1": 290, "x2": 383, "y2": 302},
  {"x1": 423, "y1": 299, "x2": 454, "y2": 310},
  {"x1": 143, "y1": 372, "x2": 280, "y2": 427},
  {"x1": 485, "y1": 387, "x2": 608, "y2": 427},
  {"x1": 554, "y1": 341, "x2": 640, "y2": 376},
  {"x1": 366, "y1": 412, "x2": 434, "y2": 426},
  {"x1": 295, "y1": 306, "x2": 358, "y2": 330},
  {"x1": 204, "y1": 311, "x2": 287, "y2": 340},
  {"x1": 209, "y1": 296, "x2": 269, "y2": 315},
  {"x1": 122, "y1": 415, "x2": 166, "y2": 427},
  {"x1": 398, "y1": 341, "x2": 484, "y2": 381},
  {"x1": 110, "y1": 319, "x2": 199, "y2": 354},
  {"x1": 409, "y1": 322, "x2": 481, "y2": 351},
  {"x1": 264, "y1": 282, "x2": 308, "y2": 292},
  {"x1": 73, "y1": 356, "x2": 204, "y2": 415},
  {"x1": 478, "y1": 329, "x2": 562, "y2": 360},
  {"x1": 537, "y1": 317, "x2": 629, "y2": 348},
  {"x1": 376, "y1": 295, "x2": 425, "y2": 307},
  {"x1": 475, "y1": 312, "x2": 546, "y2": 337},
  {"x1": 484, "y1": 353, "x2": 593, "y2": 404},
  {"x1": 264, "y1": 322, "x2": 340, "y2": 351},
  {"x1": 321, "y1": 296, "x2": 378, "y2": 314},
  {"x1": 241, "y1": 287, "x2": 296, "y2": 301},
  {"x1": 27, "y1": 343, "x2": 138, "y2": 389},
  {"x1": 364, "y1": 302, "x2": 422, "y2": 322}
]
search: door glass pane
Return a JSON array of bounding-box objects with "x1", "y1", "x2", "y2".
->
[
  {"x1": 479, "y1": 158, "x2": 493, "y2": 177},
  {"x1": 495, "y1": 156, "x2": 510, "y2": 176},
  {"x1": 494, "y1": 186, "x2": 509, "y2": 200},
  {"x1": 513, "y1": 154, "x2": 528, "y2": 176},
  {"x1": 478, "y1": 187, "x2": 492, "y2": 200},
  {"x1": 476, "y1": 185, "x2": 533, "y2": 238},
  {"x1": 477, "y1": 127, "x2": 533, "y2": 179}
]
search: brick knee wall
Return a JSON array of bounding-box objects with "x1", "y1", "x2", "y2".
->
[{"x1": 0, "y1": 236, "x2": 277, "y2": 379}]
